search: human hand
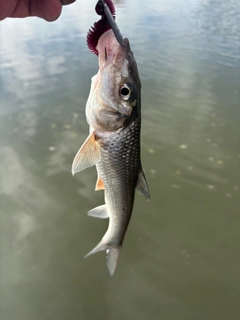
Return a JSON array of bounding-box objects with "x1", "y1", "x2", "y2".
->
[{"x1": 0, "y1": 0, "x2": 76, "y2": 21}]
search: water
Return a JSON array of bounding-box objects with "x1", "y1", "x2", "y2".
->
[{"x1": 0, "y1": 0, "x2": 240, "y2": 319}]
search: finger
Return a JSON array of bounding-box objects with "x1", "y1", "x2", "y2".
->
[
  {"x1": 9, "y1": 0, "x2": 62, "y2": 21},
  {"x1": 33, "y1": 0, "x2": 62, "y2": 22},
  {"x1": 0, "y1": 0, "x2": 17, "y2": 20}
]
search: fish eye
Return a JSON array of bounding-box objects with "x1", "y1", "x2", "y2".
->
[{"x1": 120, "y1": 84, "x2": 131, "y2": 101}]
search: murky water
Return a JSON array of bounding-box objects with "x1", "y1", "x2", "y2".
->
[{"x1": 0, "y1": 0, "x2": 240, "y2": 319}]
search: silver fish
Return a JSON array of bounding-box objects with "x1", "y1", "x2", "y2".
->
[{"x1": 72, "y1": 29, "x2": 150, "y2": 276}]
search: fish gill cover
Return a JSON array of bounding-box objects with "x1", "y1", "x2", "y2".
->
[{"x1": 87, "y1": 0, "x2": 116, "y2": 55}]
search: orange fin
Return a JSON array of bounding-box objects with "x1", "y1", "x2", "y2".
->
[
  {"x1": 72, "y1": 132, "x2": 100, "y2": 175},
  {"x1": 95, "y1": 176, "x2": 104, "y2": 190}
]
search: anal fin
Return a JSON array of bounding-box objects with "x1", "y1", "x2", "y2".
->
[{"x1": 136, "y1": 169, "x2": 150, "y2": 200}]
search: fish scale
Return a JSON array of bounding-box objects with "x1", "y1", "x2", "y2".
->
[{"x1": 96, "y1": 119, "x2": 141, "y2": 244}]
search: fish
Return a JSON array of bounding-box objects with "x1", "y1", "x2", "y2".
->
[{"x1": 72, "y1": 0, "x2": 150, "y2": 276}]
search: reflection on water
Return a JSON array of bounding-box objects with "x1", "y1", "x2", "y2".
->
[{"x1": 0, "y1": 0, "x2": 240, "y2": 319}]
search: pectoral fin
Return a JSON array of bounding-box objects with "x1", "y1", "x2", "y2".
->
[
  {"x1": 72, "y1": 132, "x2": 100, "y2": 175},
  {"x1": 136, "y1": 169, "x2": 150, "y2": 200}
]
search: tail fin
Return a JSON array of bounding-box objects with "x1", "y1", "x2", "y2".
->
[
  {"x1": 106, "y1": 247, "x2": 121, "y2": 277},
  {"x1": 84, "y1": 241, "x2": 107, "y2": 258},
  {"x1": 84, "y1": 240, "x2": 121, "y2": 277}
]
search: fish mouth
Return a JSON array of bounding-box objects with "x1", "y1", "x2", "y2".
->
[
  {"x1": 96, "y1": 30, "x2": 129, "y2": 70},
  {"x1": 87, "y1": 0, "x2": 125, "y2": 55},
  {"x1": 97, "y1": 0, "x2": 125, "y2": 48},
  {"x1": 87, "y1": 0, "x2": 129, "y2": 71}
]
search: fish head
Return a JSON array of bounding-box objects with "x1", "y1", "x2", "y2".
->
[{"x1": 86, "y1": 30, "x2": 141, "y2": 132}]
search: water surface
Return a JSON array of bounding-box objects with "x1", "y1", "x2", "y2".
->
[{"x1": 0, "y1": 1, "x2": 240, "y2": 319}]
